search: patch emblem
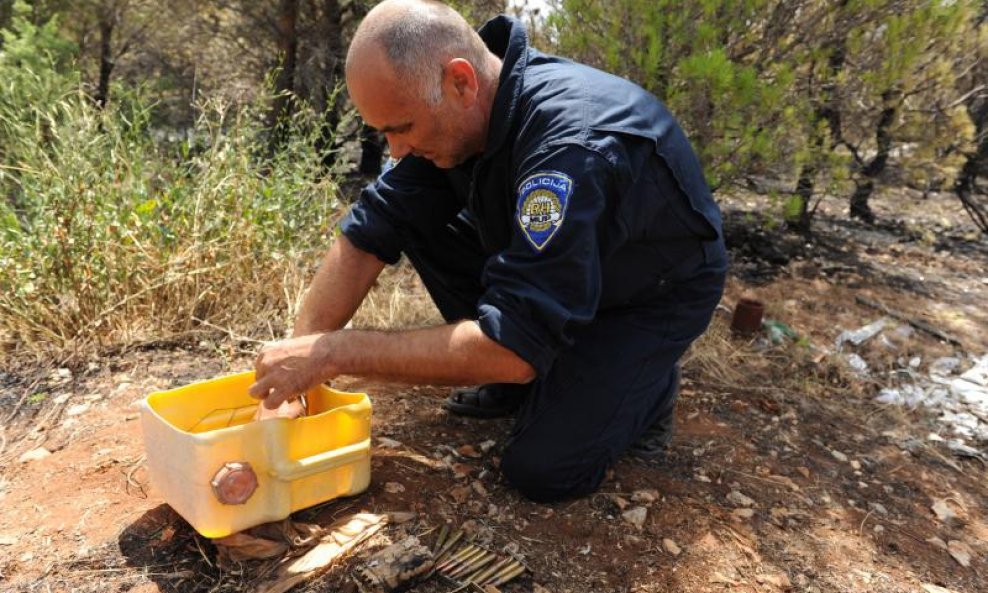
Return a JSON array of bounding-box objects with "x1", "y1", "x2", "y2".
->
[{"x1": 516, "y1": 171, "x2": 574, "y2": 251}]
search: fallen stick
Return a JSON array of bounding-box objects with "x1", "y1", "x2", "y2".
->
[
  {"x1": 854, "y1": 295, "x2": 964, "y2": 348},
  {"x1": 254, "y1": 512, "x2": 385, "y2": 593}
]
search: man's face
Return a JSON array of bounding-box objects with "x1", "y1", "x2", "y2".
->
[{"x1": 347, "y1": 54, "x2": 482, "y2": 169}]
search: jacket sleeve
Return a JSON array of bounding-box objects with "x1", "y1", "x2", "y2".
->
[
  {"x1": 477, "y1": 145, "x2": 611, "y2": 377},
  {"x1": 340, "y1": 156, "x2": 464, "y2": 264}
]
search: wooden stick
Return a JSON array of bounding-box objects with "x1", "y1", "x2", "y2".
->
[{"x1": 855, "y1": 295, "x2": 964, "y2": 347}]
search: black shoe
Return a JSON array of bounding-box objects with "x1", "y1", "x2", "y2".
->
[
  {"x1": 443, "y1": 383, "x2": 524, "y2": 419},
  {"x1": 629, "y1": 366, "x2": 681, "y2": 460}
]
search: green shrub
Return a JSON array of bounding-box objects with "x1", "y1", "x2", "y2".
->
[{"x1": 0, "y1": 5, "x2": 345, "y2": 359}]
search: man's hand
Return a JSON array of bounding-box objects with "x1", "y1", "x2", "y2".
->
[{"x1": 249, "y1": 333, "x2": 338, "y2": 411}]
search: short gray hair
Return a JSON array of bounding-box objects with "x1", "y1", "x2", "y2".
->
[{"x1": 357, "y1": 1, "x2": 492, "y2": 105}]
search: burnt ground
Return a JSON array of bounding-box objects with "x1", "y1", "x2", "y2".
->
[{"x1": 1, "y1": 188, "x2": 986, "y2": 593}]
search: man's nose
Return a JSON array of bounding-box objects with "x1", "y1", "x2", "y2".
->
[{"x1": 385, "y1": 133, "x2": 410, "y2": 160}]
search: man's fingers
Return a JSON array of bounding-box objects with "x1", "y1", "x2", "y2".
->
[{"x1": 248, "y1": 375, "x2": 273, "y2": 399}]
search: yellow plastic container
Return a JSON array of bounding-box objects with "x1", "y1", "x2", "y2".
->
[{"x1": 140, "y1": 371, "x2": 371, "y2": 538}]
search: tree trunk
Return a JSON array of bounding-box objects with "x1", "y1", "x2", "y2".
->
[
  {"x1": 848, "y1": 89, "x2": 898, "y2": 224},
  {"x1": 790, "y1": 19, "x2": 848, "y2": 233},
  {"x1": 95, "y1": 8, "x2": 115, "y2": 108},
  {"x1": 315, "y1": 0, "x2": 345, "y2": 169},
  {"x1": 268, "y1": 0, "x2": 299, "y2": 153}
]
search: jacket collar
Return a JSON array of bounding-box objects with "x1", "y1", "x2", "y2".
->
[{"x1": 478, "y1": 15, "x2": 528, "y2": 157}]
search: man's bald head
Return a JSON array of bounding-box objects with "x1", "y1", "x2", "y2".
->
[{"x1": 346, "y1": 0, "x2": 495, "y2": 105}]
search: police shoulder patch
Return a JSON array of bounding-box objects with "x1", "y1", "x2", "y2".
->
[{"x1": 515, "y1": 171, "x2": 574, "y2": 251}]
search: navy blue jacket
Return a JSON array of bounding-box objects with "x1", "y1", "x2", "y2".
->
[{"x1": 341, "y1": 16, "x2": 725, "y2": 378}]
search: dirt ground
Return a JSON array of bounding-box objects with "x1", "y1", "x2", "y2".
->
[{"x1": 1, "y1": 188, "x2": 986, "y2": 593}]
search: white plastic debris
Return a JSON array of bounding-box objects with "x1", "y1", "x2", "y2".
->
[
  {"x1": 959, "y1": 354, "x2": 988, "y2": 387},
  {"x1": 845, "y1": 353, "x2": 869, "y2": 374},
  {"x1": 835, "y1": 319, "x2": 888, "y2": 350},
  {"x1": 930, "y1": 357, "x2": 962, "y2": 377}
]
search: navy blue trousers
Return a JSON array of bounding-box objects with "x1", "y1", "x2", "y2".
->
[{"x1": 401, "y1": 204, "x2": 726, "y2": 502}]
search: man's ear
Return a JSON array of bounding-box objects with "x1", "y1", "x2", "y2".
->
[{"x1": 443, "y1": 58, "x2": 479, "y2": 107}]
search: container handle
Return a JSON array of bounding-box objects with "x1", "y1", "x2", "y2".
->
[{"x1": 271, "y1": 438, "x2": 370, "y2": 481}]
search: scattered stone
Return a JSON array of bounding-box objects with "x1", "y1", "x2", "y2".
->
[
  {"x1": 451, "y1": 463, "x2": 472, "y2": 480},
  {"x1": 479, "y1": 440, "x2": 497, "y2": 454},
  {"x1": 726, "y1": 491, "x2": 755, "y2": 507},
  {"x1": 471, "y1": 481, "x2": 488, "y2": 496},
  {"x1": 662, "y1": 538, "x2": 681, "y2": 556},
  {"x1": 931, "y1": 499, "x2": 962, "y2": 527},
  {"x1": 830, "y1": 450, "x2": 849, "y2": 463},
  {"x1": 732, "y1": 509, "x2": 755, "y2": 521},
  {"x1": 377, "y1": 437, "x2": 402, "y2": 449},
  {"x1": 56, "y1": 368, "x2": 72, "y2": 379},
  {"x1": 695, "y1": 473, "x2": 712, "y2": 483},
  {"x1": 796, "y1": 466, "x2": 811, "y2": 479},
  {"x1": 532, "y1": 584, "x2": 553, "y2": 593},
  {"x1": 850, "y1": 459, "x2": 861, "y2": 470},
  {"x1": 926, "y1": 537, "x2": 948, "y2": 551},
  {"x1": 922, "y1": 584, "x2": 960, "y2": 593},
  {"x1": 66, "y1": 403, "x2": 91, "y2": 417},
  {"x1": 709, "y1": 572, "x2": 737, "y2": 585},
  {"x1": 0, "y1": 535, "x2": 15, "y2": 546},
  {"x1": 631, "y1": 489, "x2": 659, "y2": 504},
  {"x1": 387, "y1": 512, "x2": 417, "y2": 524},
  {"x1": 18, "y1": 447, "x2": 52, "y2": 463},
  {"x1": 449, "y1": 485, "x2": 472, "y2": 504},
  {"x1": 457, "y1": 444, "x2": 482, "y2": 458},
  {"x1": 19, "y1": 552, "x2": 34, "y2": 563},
  {"x1": 384, "y1": 482, "x2": 405, "y2": 494},
  {"x1": 756, "y1": 572, "x2": 792, "y2": 588},
  {"x1": 606, "y1": 494, "x2": 630, "y2": 511},
  {"x1": 947, "y1": 540, "x2": 973, "y2": 567},
  {"x1": 622, "y1": 507, "x2": 648, "y2": 529},
  {"x1": 868, "y1": 502, "x2": 889, "y2": 516}
]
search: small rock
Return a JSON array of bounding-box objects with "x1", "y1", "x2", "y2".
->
[
  {"x1": 922, "y1": 584, "x2": 960, "y2": 593},
  {"x1": 606, "y1": 494, "x2": 630, "y2": 511},
  {"x1": 662, "y1": 538, "x2": 681, "y2": 556},
  {"x1": 947, "y1": 540, "x2": 973, "y2": 567},
  {"x1": 732, "y1": 508, "x2": 755, "y2": 520},
  {"x1": 695, "y1": 473, "x2": 712, "y2": 483},
  {"x1": 387, "y1": 512, "x2": 417, "y2": 524},
  {"x1": 868, "y1": 502, "x2": 889, "y2": 516},
  {"x1": 631, "y1": 489, "x2": 659, "y2": 504},
  {"x1": 532, "y1": 585, "x2": 553, "y2": 593},
  {"x1": 449, "y1": 485, "x2": 472, "y2": 504},
  {"x1": 796, "y1": 466, "x2": 811, "y2": 479},
  {"x1": 19, "y1": 552, "x2": 34, "y2": 562},
  {"x1": 57, "y1": 368, "x2": 72, "y2": 379},
  {"x1": 622, "y1": 506, "x2": 648, "y2": 529},
  {"x1": 479, "y1": 439, "x2": 497, "y2": 453},
  {"x1": 471, "y1": 481, "x2": 488, "y2": 496},
  {"x1": 709, "y1": 572, "x2": 737, "y2": 585},
  {"x1": 850, "y1": 459, "x2": 861, "y2": 470},
  {"x1": 926, "y1": 536, "x2": 948, "y2": 551},
  {"x1": 66, "y1": 403, "x2": 91, "y2": 417},
  {"x1": 931, "y1": 499, "x2": 962, "y2": 527},
  {"x1": 0, "y1": 535, "x2": 16, "y2": 545},
  {"x1": 830, "y1": 450, "x2": 849, "y2": 462},
  {"x1": 457, "y1": 444, "x2": 482, "y2": 458},
  {"x1": 384, "y1": 482, "x2": 405, "y2": 494},
  {"x1": 756, "y1": 572, "x2": 792, "y2": 588},
  {"x1": 451, "y1": 463, "x2": 472, "y2": 480},
  {"x1": 18, "y1": 447, "x2": 52, "y2": 463},
  {"x1": 726, "y1": 491, "x2": 755, "y2": 507},
  {"x1": 377, "y1": 437, "x2": 402, "y2": 449}
]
